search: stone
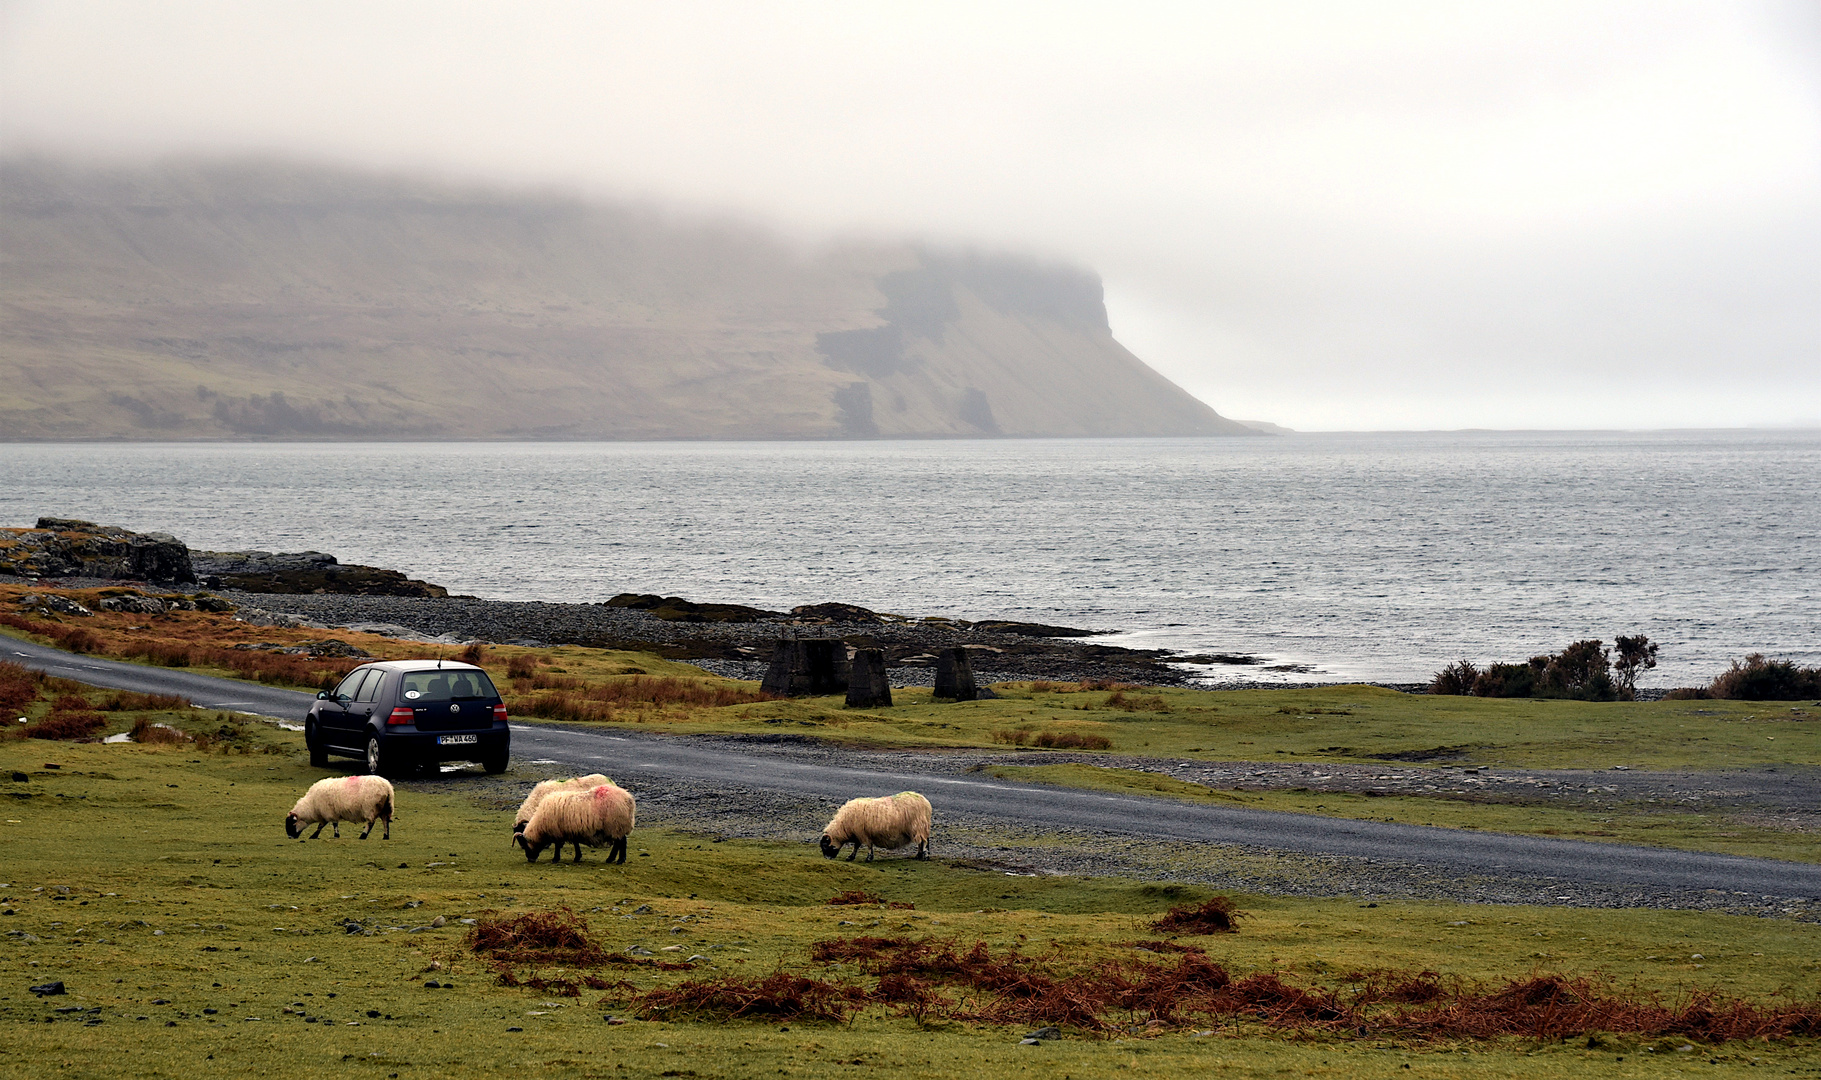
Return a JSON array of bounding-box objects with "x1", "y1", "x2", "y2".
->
[
  {"x1": 761, "y1": 638, "x2": 849, "y2": 696},
  {"x1": 29, "y1": 981, "x2": 66, "y2": 996},
  {"x1": 96, "y1": 593, "x2": 166, "y2": 614},
  {"x1": 845, "y1": 648, "x2": 892, "y2": 708},
  {"x1": 934, "y1": 648, "x2": 978, "y2": 701},
  {"x1": 790, "y1": 602, "x2": 883, "y2": 624},
  {"x1": 20, "y1": 593, "x2": 92, "y2": 618},
  {"x1": 190, "y1": 549, "x2": 446, "y2": 597}
]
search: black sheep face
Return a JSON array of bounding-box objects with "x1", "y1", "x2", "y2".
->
[
  {"x1": 819, "y1": 834, "x2": 839, "y2": 859},
  {"x1": 514, "y1": 833, "x2": 544, "y2": 862},
  {"x1": 284, "y1": 813, "x2": 302, "y2": 839}
]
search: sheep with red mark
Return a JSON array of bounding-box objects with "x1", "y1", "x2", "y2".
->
[
  {"x1": 511, "y1": 773, "x2": 612, "y2": 838},
  {"x1": 514, "y1": 782, "x2": 635, "y2": 864},
  {"x1": 819, "y1": 791, "x2": 931, "y2": 862},
  {"x1": 285, "y1": 775, "x2": 394, "y2": 840}
]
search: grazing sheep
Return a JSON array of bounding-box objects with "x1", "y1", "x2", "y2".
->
[
  {"x1": 285, "y1": 775, "x2": 394, "y2": 841},
  {"x1": 511, "y1": 773, "x2": 613, "y2": 838},
  {"x1": 819, "y1": 791, "x2": 932, "y2": 862},
  {"x1": 514, "y1": 782, "x2": 635, "y2": 864}
]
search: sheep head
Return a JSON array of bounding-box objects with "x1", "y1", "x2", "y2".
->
[
  {"x1": 514, "y1": 832, "x2": 543, "y2": 862},
  {"x1": 284, "y1": 812, "x2": 302, "y2": 839},
  {"x1": 819, "y1": 833, "x2": 839, "y2": 859}
]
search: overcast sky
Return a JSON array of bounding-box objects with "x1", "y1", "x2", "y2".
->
[{"x1": 3, "y1": 1, "x2": 1817, "y2": 430}]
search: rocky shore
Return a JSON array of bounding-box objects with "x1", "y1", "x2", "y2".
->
[{"x1": 221, "y1": 590, "x2": 1213, "y2": 687}]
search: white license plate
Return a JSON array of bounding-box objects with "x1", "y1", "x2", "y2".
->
[{"x1": 437, "y1": 735, "x2": 477, "y2": 745}]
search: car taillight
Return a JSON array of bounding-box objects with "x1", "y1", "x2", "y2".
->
[
  {"x1": 493, "y1": 704, "x2": 508, "y2": 723},
  {"x1": 387, "y1": 707, "x2": 415, "y2": 726}
]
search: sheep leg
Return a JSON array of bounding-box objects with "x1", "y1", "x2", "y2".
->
[
  {"x1": 331, "y1": 822, "x2": 341, "y2": 839},
  {"x1": 571, "y1": 842, "x2": 583, "y2": 863},
  {"x1": 382, "y1": 815, "x2": 390, "y2": 840},
  {"x1": 358, "y1": 818, "x2": 373, "y2": 840},
  {"x1": 864, "y1": 843, "x2": 875, "y2": 863},
  {"x1": 309, "y1": 822, "x2": 328, "y2": 840},
  {"x1": 845, "y1": 843, "x2": 857, "y2": 861},
  {"x1": 611, "y1": 837, "x2": 627, "y2": 864}
]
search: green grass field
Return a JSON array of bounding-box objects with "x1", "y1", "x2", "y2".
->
[{"x1": 3, "y1": 704, "x2": 1819, "y2": 1079}]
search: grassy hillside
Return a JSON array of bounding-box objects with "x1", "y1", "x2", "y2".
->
[{"x1": 0, "y1": 158, "x2": 1253, "y2": 440}]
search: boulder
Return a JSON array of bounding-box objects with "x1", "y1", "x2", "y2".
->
[
  {"x1": 190, "y1": 550, "x2": 446, "y2": 597},
  {"x1": 19, "y1": 593, "x2": 93, "y2": 617},
  {"x1": 96, "y1": 593, "x2": 166, "y2": 615},
  {"x1": 1, "y1": 519, "x2": 195, "y2": 583},
  {"x1": 603, "y1": 593, "x2": 780, "y2": 623},
  {"x1": 791, "y1": 602, "x2": 884, "y2": 624}
]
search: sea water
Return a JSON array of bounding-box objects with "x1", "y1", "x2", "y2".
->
[{"x1": 2, "y1": 431, "x2": 1815, "y2": 686}]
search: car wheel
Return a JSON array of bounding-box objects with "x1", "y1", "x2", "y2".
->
[
  {"x1": 482, "y1": 748, "x2": 509, "y2": 775},
  {"x1": 366, "y1": 735, "x2": 396, "y2": 777},
  {"x1": 307, "y1": 723, "x2": 328, "y2": 768}
]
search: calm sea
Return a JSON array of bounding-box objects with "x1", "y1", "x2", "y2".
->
[{"x1": 2, "y1": 432, "x2": 1815, "y2": 687}]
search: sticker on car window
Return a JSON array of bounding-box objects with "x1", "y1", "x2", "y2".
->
[{"x1": 405, "y1": 690, "x2": 420, "y2": 699}]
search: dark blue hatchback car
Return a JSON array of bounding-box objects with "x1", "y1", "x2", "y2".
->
[{"x1": 304, "y1": 659, "x2": 510, "y2": 776}]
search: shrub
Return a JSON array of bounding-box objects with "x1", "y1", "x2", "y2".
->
[
  {"x1": 991, "y1": 729, "x2": 1030, "y2": 746},
  {"x1": 98, "y1": 690, "x2": 189, "y2": 711},
  {"x1": 1663, "y1": 687, "x2": 1711, "y2": 700},
  {"x1": 1151, "y1": 895, "x2": 1243, "y2": 934},
  {"x1": 1429, "y1": 660, "x2": 1478, "y2": 695},
  {"x1": 1533, "y1": 639, "x2": 1616, "y2": 701},
  {"x1": 28, "y1": 709, "x2": 105, "y2": 740},
  {"x1": 460, "y1": 643, "x2": 486, "y2": 664},
  {"x1": 1472, "y1": 661, "x2": 1538, "y2": 698},
  {"x1": 1707, "y1": 654, "x2": 1821, "y2": 701},
  {"x1": 0, "y1": 660, "x2": 42, "y2": 715},
  {"x1": 506, "y1": 653, "x2": 540, "y2": 679}
]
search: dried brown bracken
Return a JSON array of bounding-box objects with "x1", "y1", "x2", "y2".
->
[{"x1": 1150, "y1": 895, "x2": 1243, "y2": 934}]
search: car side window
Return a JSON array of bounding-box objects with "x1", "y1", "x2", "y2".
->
[
  {"x1": 356, "y1": 672, "x2": 385, "y2": 703},
  {"x1": 332, "y1": 670, "x2": 368, "y2": 702}
]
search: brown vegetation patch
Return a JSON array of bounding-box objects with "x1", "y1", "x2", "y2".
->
[
  {"x1": 27, "y1": 709, "x2": 106, "y2": 740},
  {"x1": 1151, "y1": 895, "x2": 1243, "y2": 935},
  {"x1": 824, "y1": 890, "x2": 914, "y2": 909},
  {"x1": 786, "y1": 935, "x2": 1821, "y2": 1041},
  {"x1": 624, "y1": 972, "x2": 869, "y2": 1022},
  {"x1": 467, "y1": 908, "x2": 609, "y2": 968},
  {"x1": 990, "y1": 729, "x2": 1114, "y2": 750}
]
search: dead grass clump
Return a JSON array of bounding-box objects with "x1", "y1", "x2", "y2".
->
[
  {"x1": 28, "y1": 709, "x2": 106, "y2": 740},
  {"x1": 625, "y1": 972, "x2": 868, "y2": 1023},
  {"x1": 586, "y1": 675, "x2": 770, "y2": 709},
  {"x1": 129, "y1": 717, "x2": 188, "y2": 745},
  {"x1": 98, "y1": 690, "x2": 189, "y2": 711},
  {"x1": 506, "y1": 654, "x2": 542, "y2": 679},
  {"x1": 516, "y1": 692, "x2": 615, "y2": 723},
  {"x1": 1151, "y1": 895, "x2": 1243, "y2": 935},
  {"x1": 824, "y1": 890, "x2": 913, "y2": 909},
  {"x1": 459, "y1": 643, "x2": 486, "y2": 664},
  {"x1": 1033, "y1": 731, "x2": 1112, "y2": 751},
  {"x1": 467, "y1": 908, "x2": 609, "y2": 968},
  {"x1": 49, "y1": 693, "x2": 91, "y2": 712},
  {"x1": 531, "y1": 673, "x2": 585, "y2": 691},
  {"x1": 991, "y1": 729, "x2": 1031, "y2": 745},
  {"x1": 0, "y1": 660, "x2": 42, "y2": 714}
]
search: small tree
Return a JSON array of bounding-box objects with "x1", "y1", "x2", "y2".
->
[
  {"x1": 1612, "y1": 634, "x2": 1658, "y2": 701},
  {"x1": 1536, "y1": 640, "x2": 1615, "y2": 701}
]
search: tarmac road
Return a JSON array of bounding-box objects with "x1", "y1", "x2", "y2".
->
[{"x1": 8, "y1": 633, "x2": 1819, "y2": 903}]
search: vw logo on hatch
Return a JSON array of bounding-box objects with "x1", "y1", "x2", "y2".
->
[{"x1": 450, "y1": 703, "x2": 460, "y2": 714}]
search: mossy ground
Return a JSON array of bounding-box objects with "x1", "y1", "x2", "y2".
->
[{"x1": 3, "y1": 722, "x2": 1819, "y2": 1079}]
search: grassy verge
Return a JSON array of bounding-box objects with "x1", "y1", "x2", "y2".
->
[
  {"x1": 986, "y1": 764, "x2": 1821, "y2": 866},
  {"x1": 2, "y1": 732, "x2": 1818, "y2": 1079}
]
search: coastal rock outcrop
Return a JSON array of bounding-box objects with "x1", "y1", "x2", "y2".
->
[
  {"x1": 190, "y1": 550, "x2": 448, "y2": 597},
  {"x1": 1, "y1": 519, "x2": 195, "y2": 583}
]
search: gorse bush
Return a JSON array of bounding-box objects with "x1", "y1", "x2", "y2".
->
[
  {"x1": 1706, "y1": 654, "x2": 1821, "y2": 701},
  {"x1": 1432, "y1": 637, "x2": 1647, "y2": 701}
]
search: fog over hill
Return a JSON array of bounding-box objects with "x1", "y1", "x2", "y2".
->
[{"x1": 0, "y1": 159, "x2": 1251, "y2": 440}]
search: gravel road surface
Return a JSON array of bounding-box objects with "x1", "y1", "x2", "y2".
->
[{"x1": 7, "y1": 634, "x2": 1816, "y2": 917}]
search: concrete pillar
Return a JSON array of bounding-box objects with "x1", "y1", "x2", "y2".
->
[
  {"x1": 761, "y1": 638, "x2": 850, "y2": 697},
  {"x1": 845, "y1": 648, "x2": 892, "y2": 708},
  {"x1": 934, "y1": 647, "x2": 978, "y2": 701}
]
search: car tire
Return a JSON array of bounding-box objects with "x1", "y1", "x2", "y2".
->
[
  {"x1": 482, "y1": 747, "x2": 509, "y2": 775},
  {"x1": 366, "y1": 735, "x2": 399, "y2": 778},
  {"x1": 307, "y1": 724, "x2": 328, "y2": 769}
]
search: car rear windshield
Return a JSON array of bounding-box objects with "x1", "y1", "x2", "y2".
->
[{"x1": 400, "y1": 669, "x2": 498, "y2": 703}]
